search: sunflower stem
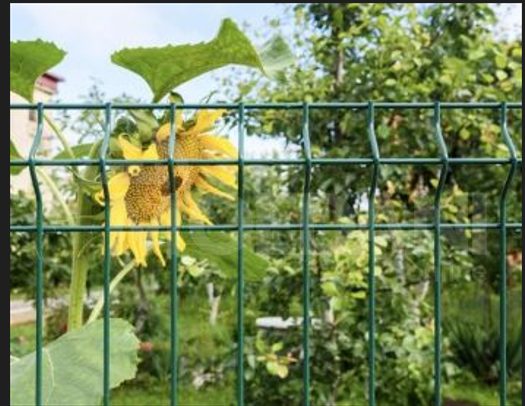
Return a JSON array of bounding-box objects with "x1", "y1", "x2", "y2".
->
[
  {"x1": 44, "y1": 111, "x2": 91, "y2": 331},
  {"x1": 67, "y1": 142, "x2": 102, "y2": 331}
]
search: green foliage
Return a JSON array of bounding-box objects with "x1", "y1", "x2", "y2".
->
[
  {"x1": 222, "y1": 3, "x2": 522, "y2": 229},
  {"x1": 10, "y1": 319, "x2": 139, "y2": 406},
  {"x1": 108, "y1": 280, "x2": 235, "y2": 388},
  {"x1": 112, "y1": 18, "x2": 293, "y2": 102},
  {"x1": 10, "y1": 192, "x2": 72, "y2": 298},
  {"x1": 243, "y1": 228, "x2": 446, "y2": 405},
  {"x1": 10, "y1": 40, "x2": 66, "y2": 102},
  {"x1": 446, "y1": 319, "x2": 522, "y2": 385}
]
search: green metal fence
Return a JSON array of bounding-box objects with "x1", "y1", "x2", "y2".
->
[{"x1": 10, "y1": 102, "x2": 523, "y2": 406}]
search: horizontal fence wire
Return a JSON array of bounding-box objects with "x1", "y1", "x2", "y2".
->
[
  {"x1": 9, "y1": 223, "x2": 523, "y2": 232},
  {"x1": 10, "y1": 101, "x2": 522, "y2": 406}
]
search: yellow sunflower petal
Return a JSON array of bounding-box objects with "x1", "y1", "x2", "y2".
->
[
  {"x1": 128, "y1": 231, "x2": 147, "y2": 267},
  {"x1": 200, "y1": 166, "x2": 237, "y2": 189},
  {"x1": 136, "y1": 226, "x2": 149, "y2": 266},
  {"x1": 160, "y1": 210, "x2": 171, "y2": 239},
  {"x1": 95, "y1": 172, "x2": 130, "y2": 206},
  {"x1": 108, "y1": 172, "x2": 131, "y2": 199},
  {"x1": 115, "y1": 230, "x2": 129, "y2": 257},
  {"x1": 156, "y1": 113, "x2": 184, "y2": 142},
  {"x1": 110, "y1": 201, "x2": 128, "y2": 255},
  {"x1": 180, "y1": 193, "x2": 213, "y2": 225},
  {"x1": 119, "y1": 136, "x2": 143, "y2": 160},
  {"x1": 195, "y1": 177, "x2": 235, "y2": 201},
  {"x1": 142, "y1": 143, "x2": 159, "y2": 160},
  {"x1": 199, "y1": 135, "x2": 238, "y2": 158},
  {"x1": 150, "y1": 220, "x2": 166, "y2": 267},
  {"x1": 160, "y1": 210, "x2": 186, "y2": 252},
  {"x1": 189, "y1": 109, "x2": 226, "y2": 135},
  {"x1": 175, "y1": 211, "x2": 186, "y2": 251}
]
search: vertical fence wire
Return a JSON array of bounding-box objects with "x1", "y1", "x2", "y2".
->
[
  {"x1": 301, "y1": 103, "x2": 312, "y2": 406},
  {"x1": 237, "y1": 104, "x2": 246, "y2": 406},
  {"x1": 28, "y1": 103, "x2": 45, "y2": 406},
  {"x1": 168, "y1": 104, "x2": 180, "y2": 406},
  {"x1": 499, "y1": 102, "x2": 518, "y2": 406},
  {"x1": 99, "y1": 103, "x2": 113, "y2": 406},
  {"x1": 432, "y1": 102, "x2": 449, "y2": 406},
  {"x1": 366, "y1": 102, "x2": 380, "y2": 406}
]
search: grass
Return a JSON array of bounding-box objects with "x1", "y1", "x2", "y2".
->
[
  {"x1": 444, "y1": 381, "x2": 522, "y2": 406},
  {"x1": 112, "y1": 383, "x2": 233, "y2": 406},
  {"x1": 10, "y1": 322, "x2": 36, "y2": 358},
  {"x1": 444, "y1": 383, "x2": 499, "y2": 406}
]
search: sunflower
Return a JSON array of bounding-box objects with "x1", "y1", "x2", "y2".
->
[{"x1": 95, "y1": 110, "x2": 237, "y2": 267}]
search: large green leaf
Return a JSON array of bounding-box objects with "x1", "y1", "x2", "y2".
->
[
  {"x1": 111, "y1": 18, "x2": 293, "y2": 102},
  {"x1": 10, "y1": 139, "x2": 24, "y2": 176},
  {"x1": 10, "y1": 40, "x2": 66, "y2": 102},
  {"x1": 10, "y1": 319, "x2": 139, "y2": 406},
  {"x1": 183, "y1": 231, "x2": 269, "y2": 283}
]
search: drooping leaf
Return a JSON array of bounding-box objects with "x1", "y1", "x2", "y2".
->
[
  {"x1": 10, "y1": 319, "x2": 139, "y2": 406},
  {"x1": 53, "y1": 143, "x2": 95, "y2": 160},
  {"x1": 10, "y1": 40, "x2": 66, "y2": 102},
  {"x1": 111, "y1": 19, "x2": 293, "y2": 102},
  {"x1": 182, "y1": 231, "x2": 269, "y2": 282},
  {"x1": 10, "y1": 139, "x2": 25, "y2": 176}
]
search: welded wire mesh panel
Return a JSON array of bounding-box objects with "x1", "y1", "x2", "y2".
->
[{"x1": 10, "y1": 102, "x2": 522, "y2": 406}]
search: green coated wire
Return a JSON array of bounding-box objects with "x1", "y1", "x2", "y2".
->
[
  {"x1": 168, "y1": 104, "x2": 179, "y2": 406},
  {"x1": 9, "y1": 222, "x2": 523, "y2": 234},
  {"x1": 367, "y1": 101, "x2": 380, "y2": 406},
  {"x1": 432, "y1": 102, "x2": 450, "y2": 406},
  {"x1": 27, "y1": 103, "x2": 45, "y2": 406},
  {"x1": 9, "y1": 102, "x2": 523, "y2": 110},
  {"x1": 10, "y1": 157, "x2": 523, "y2": 168},
  {"x1": 302, "y1": 103, "x2": 312, "y2": 406},
  {"x1": 499, "y1": 102, "x2": 518, "y2": 406},
  {"x1": 99, "y1": 104, "x2": 113, "y2": 406},
  {"x1": 237, "y1": 104, "x2": 246, "y2": 406}
]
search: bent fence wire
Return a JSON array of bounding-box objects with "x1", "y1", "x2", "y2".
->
[{"x1": 10, "y1": 102, "x2": 523, "y2": 406}]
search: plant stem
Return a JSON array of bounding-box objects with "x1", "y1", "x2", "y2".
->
[
  {"x1": 36, "y1": 168, "x2": 75, "y2": 225},
  {"x1": 87, "y1": 260, "x2": 136, "y2": 324},
  {"x1": 67, "y1": 142, "x2": 101, "y2": 331},
  {"x1": 44, "y1": 113, "x2": 77, "y2": 162},
  {"x1": 43, "y1": 110, "x2": 91, "y2": 331},
  {"x1": 67, "y1": 190, "x2": 93, "y2": 331}
]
